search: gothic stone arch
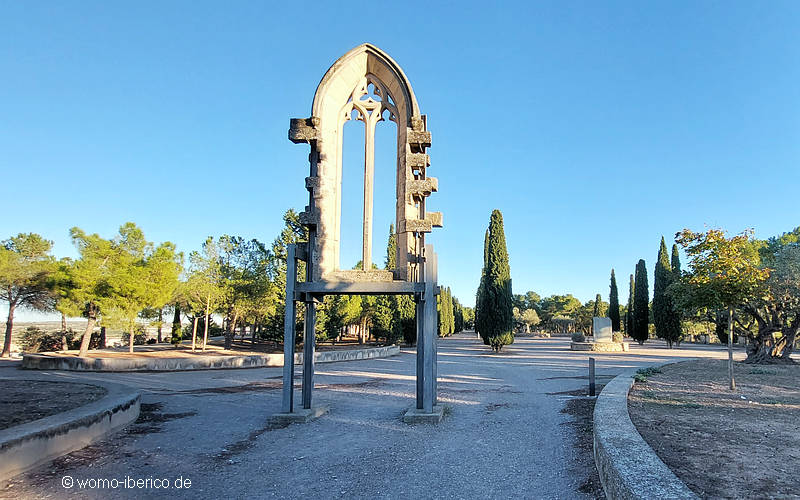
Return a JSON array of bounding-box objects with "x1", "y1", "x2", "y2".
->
[{"x1": 279, "y1": 44, "x2": 443, "y2": 422}]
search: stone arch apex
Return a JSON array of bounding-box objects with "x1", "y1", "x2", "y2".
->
[{"x1": 311, "y1": 43, "x2": 421, "y2": 124}]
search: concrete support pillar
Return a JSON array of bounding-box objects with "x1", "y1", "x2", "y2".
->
[{"x1": 281, "y1": 244, "x2": 298, "y2": 413}]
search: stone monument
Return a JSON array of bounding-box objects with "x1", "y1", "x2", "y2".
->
[
  {"x1": 275, "y1": 44, "x2": 443, "y2": 424},
  {"x1": 593, "y1": 317, "x2": 613, "y2": 343}
]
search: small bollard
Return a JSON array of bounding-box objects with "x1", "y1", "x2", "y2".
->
[{"x1": 589, "y1": 357, "x2": 596, "y2": 397}]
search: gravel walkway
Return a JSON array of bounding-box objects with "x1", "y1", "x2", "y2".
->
[{"x1": 0, "y1": 334, "x2": 739, "y2": 499}]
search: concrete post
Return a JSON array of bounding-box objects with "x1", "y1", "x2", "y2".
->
[
  {"x1": 281, "y1": 244, "x2": 298, "y2": 413},
  {"x1": 302, "y1": 299, "x2": 317, "y2": 409}
]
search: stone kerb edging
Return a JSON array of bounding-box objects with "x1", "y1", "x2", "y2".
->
[
  {"x1": 0, "y1": 379, "x2": 140, "y2": 482},
  {"x1": 22, "y1": 345, "x2": 401, "y2": 372},
  {"x1": 593, "y1": 366, "x2": 699, "y2": 500}
]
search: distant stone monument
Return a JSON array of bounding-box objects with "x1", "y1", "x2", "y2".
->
[
  {"x1": 571, "y1": 317, "x2": 629, "y2": 352},
  {"x1": 275, "y1": 44, "x2": 443, "y2": 424},
  {"x1": 593, "y1": 317, "x2": 613, "y2": 343}
]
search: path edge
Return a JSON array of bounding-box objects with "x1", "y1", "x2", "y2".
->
[
  {"x1": 21, "y1": 345, "x2": 400, "y2": 372},
  {"x1": 0, "y1": 379, "x2": 141, "y2": 482},
  {"x1": 593, "y1": 364, "x2": 699, "y2": 499}
]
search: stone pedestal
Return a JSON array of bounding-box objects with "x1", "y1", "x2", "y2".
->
[
  {"x1": 403, "y1": 405, "x2": 444, "y2": 424},
  {"x1": 270, "y1": 406, "x2": 330, "y2": 425}
]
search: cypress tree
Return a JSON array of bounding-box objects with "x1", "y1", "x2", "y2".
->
[
  {"x1": 632, "y1": 259, "x2": 649, "y2": 344},
  {"x1": 593, "y1": 293, "x2": 603, "y2": 317},
  {"x1": 476, "y1": 210, "x2": 514, "y2": 352},
  {"x1": 384, "y1": 223, "x2": 415, "y2": 344},
  {"x1": 626, "y1": 274, "x2": 635, "y2": 336},
  {"x1": 609, "y1": 269, "x2": 621, "y2": 332},
  {"x1": 474, "y1": 229, "x2": 489, "y2": 336},
  {"x1": 664, "y1": 244, "x2": 683, "y2": 347},
  {"x1": 653, "y1": 237, "x2": 671, "y2": 342},
  {"x1": 671, "y1": 244, "x2": 681, "y2": 279}
]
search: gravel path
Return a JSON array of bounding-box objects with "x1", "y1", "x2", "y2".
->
[{"x1": 0, "y1": 334, "x2": 740, "y2": 499}]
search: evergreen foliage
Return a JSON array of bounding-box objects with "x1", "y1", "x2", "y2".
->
[
  {"x1": 609, "y1": 269, "x2": 621, "y2": 331},
  {"x1": 475, "y1": 210, "x2": 514, "y2": 352},
  {"x1": 654, "y1": 237, "x2": 682, "y2": 347},
  {"x1": 626, "y1": 274, "x2": 635, "y2": 335},
  {"x1": 632, "y1": 259, "x2": 650, "y2": 344}
]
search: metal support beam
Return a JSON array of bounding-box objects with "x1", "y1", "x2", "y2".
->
[
  {"x1": 302, "y1": 299, "x2": 316, "y2": 409},
  {"x1": 281, "y1": 244, "x2": 298, "y2": 413},
  {"x1": 420, "y1": 244, "x2": 438, "y2": 412}
]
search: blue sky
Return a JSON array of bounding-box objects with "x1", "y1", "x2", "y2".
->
[{"x1": 2, "y1": 1, "x2": 799, "y2": 320}]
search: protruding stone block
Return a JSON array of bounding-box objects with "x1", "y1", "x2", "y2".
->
[
  {"x1": 299, "y1": 207, "x2": 320, "y2": 227},
  {"x1": 305, "y1": 176, "x2": 320, "y2": 191},
  {"x1": 410, "y1": 115, "x2": 425, "y2": 132},
  {"x1": 407, "y1": 129, "x2": 432, "y2": 151},
  {"x1": 593, "y1": 317, "x2": 613, "y2": 343},
  {"x1": 407, "y1": 153, "x2": 430, "y2": 170},
  {"x1": 407, "y1": 178, "x2": 438, "y2": 198},
  {"x1": 426, "y1": 211, "x2": 443, "y2": 228},
  {"x1": 289, "y1": 117, "x2": 319, "y2": 144},
  {"x1": 399, "y1": 218, "x2": 433, "y2": 233}
]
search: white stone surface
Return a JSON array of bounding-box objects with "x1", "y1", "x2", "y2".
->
[{"x1": 593, "y1": 317, "x2": 613, "y2": 343}]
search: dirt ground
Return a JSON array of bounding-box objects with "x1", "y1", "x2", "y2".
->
[
  {"x1": 559, "y1": 385, "x2": 607, "y2": 499},
  {"x1": 628, "y1": 359, "x2": 800, "y2": 499},
  {"x1": 0, "y1": 381, "x2": 107, "y2": 430}
]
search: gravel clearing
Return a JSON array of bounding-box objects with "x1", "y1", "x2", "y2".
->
[{"x1": 0, "y1": 334, "x2": 740, "y2": 499}]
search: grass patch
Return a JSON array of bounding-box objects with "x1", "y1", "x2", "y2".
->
[
  {"x1": 749, "y1": 368, "x2": 777, "y2": 375},
  {"x1": 634, "y1": 367, "x2": 662, "y2": 383}
]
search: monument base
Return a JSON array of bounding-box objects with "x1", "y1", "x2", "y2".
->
[
  {"x1": 403, "y1": 405, "x2": 444, "y2": 424},
  {"x1": 270, "y1": 406, "x2": 330, "y2": 424},
  {"x1": 570, "y1": 341, "x2": 630, "y2": 352}
]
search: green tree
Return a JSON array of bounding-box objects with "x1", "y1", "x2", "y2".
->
[
  {"x1": 475, "y1": 228, "x2": 489, "y2": 338},
  {"x1": 632, "y1": 259, "x2": 649, "y2": 344},
  {"x1": 653, "y1": 237, "x2": 682, "y2": 347},
  {"x1": 675, "y1": 228, "x2": 769, "y2": 386},
  {"x1": 185, "y1": 238, "x2": 225, "y2": 351},
  {"x1": 476, "y1": 210, "x2": 514, "y2": 352},
  {"x1": 593, "y1": 293, "x2": 604, "y2": 317},
  {"x1": 626, "y1": 274, "x2": 635, "y2": 336},
  {"x1": 0, "y1": 233, "x2": 55, "y2": 357},
  {"x1": 609, "y1": 269, "x2": 621, "y2": 332}
]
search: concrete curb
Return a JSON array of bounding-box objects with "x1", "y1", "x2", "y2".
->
[
  {"x1": 21, "y1": 345, "x2": 400, "y2": 372},
  {"x1": 0, "y1": 378, "x2": 140, "y2": 482},
  {"x1": 593, "y1": 366, "x2": 698, "y2": 499}
]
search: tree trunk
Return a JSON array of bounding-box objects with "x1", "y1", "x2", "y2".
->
[
  {"x1": 203, "y1": 294, "x2": 210, "y2": 351},
  {"x1": 157, "y1": 308, "x2": 163, "y2": 343},
  {"x1": 225, "y1": 311, "x2": 238, "y2": 350},
  {"x1": 171, "y1": 304, "x2": 181, "y2": 346},
  {"x1": 78, "y1": 306, "x2": 97, "y2": 357},
  {"x1": 100, "y1": 326, "x2": 106, "y2": 349},
  {"x1": 191, "y1": 316, "x2": 198, "y2": 352},
  {"x1": 2, "y1": 300, "x2": 16, "y2": 358},
  {"x1": 60, "y1": 312, "x2": 68, "y2": 351},
  {"x1": 129, "y1": 323, "x2": 135, "y2": 354},
  {"x1": 727, "y1": 308, "x2": 736, "y2": 390}
]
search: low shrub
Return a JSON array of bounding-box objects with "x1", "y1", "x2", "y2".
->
[
  {"x1": 571, "y1": 332, "x2": 586, "y2": 343},
  {"x1": 612, "y1": 332, "x2": 623, "y2": 343}
]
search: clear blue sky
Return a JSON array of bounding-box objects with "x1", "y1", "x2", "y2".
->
[{"x1": 2, "y1": 1, "x2": 799, "y2": 320}]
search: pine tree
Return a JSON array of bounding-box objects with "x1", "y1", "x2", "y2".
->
[
  {"x1": 476, "y1": 210, "x2": 514, "y2": 352},
  {"x1": 609, "y1": 269, "x2": 621, "y2": 331},
  {"x1": 626, "y1": 274, "x2": 635, "y2": 336},
  {"x1": 633, "y1": 259, "x2": 649, "y2": 344}
]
